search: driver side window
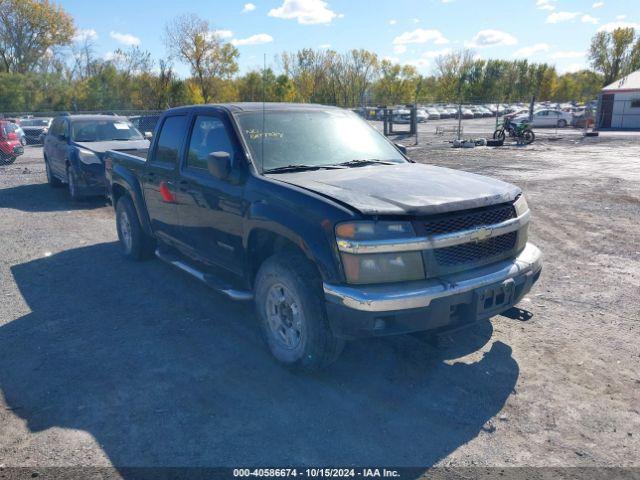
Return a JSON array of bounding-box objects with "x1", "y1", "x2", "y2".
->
[{"x1": 186, "y1": 115, "x2": 234, "y2": 171}]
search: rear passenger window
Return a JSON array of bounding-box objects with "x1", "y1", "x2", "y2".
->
[
  {"x1": 186, "y1": 116, "x2": 234, "y2": 170},
  {"x1": 154, "y1": 115, "x2": 187, "y2": 165}
]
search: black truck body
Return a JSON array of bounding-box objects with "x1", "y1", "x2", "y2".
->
[{"x1": 105, "y1": 103, "x2": 542, "y2": 369}]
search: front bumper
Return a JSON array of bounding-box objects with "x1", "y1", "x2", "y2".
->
[{"x1": 323, "y1": 243, "x2": 542, "y2": 338}]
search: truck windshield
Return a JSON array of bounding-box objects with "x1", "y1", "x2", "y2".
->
[
  {"x1": 234, "y1": 109, "x2": 406, "y2": 173},
  {"x1": 71, "y1": 120, "x2": 144, "y2": 142}
]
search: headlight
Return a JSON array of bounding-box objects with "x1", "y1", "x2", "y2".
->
[
  {"x1": 78, "y1": 148, "x2": 101, "y2": 165},
  {"x1": 514, "y1": 195, "x2": 529, "y2": 217},
  {"x1": 336, "y1": 221, "x2": 425, "y2": 284}
]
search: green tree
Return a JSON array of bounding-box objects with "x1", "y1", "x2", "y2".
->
[
  {"x1": 0, "y1": 0, "x2": 75, "y2": 73},
  {"x1": 589, "y1": 27, "x2": 640, "y2": 85}
]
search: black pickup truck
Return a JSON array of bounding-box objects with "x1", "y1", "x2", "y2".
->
[{"x1": 105, "y1": 103, "x2": 542, "y2": 370}]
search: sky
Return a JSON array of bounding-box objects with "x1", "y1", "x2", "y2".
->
[{"x1": 61, "y1": 0, "x2": 640, "y2": 77}]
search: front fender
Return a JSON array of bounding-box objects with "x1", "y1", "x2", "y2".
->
[{"x1": 245, "y1": 200, "x2": 344, "y2": 284}]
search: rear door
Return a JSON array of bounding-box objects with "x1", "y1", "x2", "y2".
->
[
  {"x1": 141, "y1": 114, "x2": 188, "y2": 244},
  {"x1": 46, "y1": 118, "x2": 69, "y2": 177},
  {"x1": 174, "y1": 112, "x2": 246, "y2": 275}
]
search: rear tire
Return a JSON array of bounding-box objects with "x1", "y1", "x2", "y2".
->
[
  {"x1": 254, "y1": 252, "x2": 344, "y2": 371},
  {"x1": 116, "y1": 195, "x2": 156, "y2": 261},
  {"x1": 493, "y1": 129, "x2": 506, "y2": 141},
  {"x1": 557, "y1": 119, "x2": 567, "y2": 128},
  {"x1": 523, "y1": 129, "x2": 535, "y2": 144}
]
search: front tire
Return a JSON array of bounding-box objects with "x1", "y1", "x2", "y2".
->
[
  {"x1": 66, "y1": 165, "x2": 82, "y2": 200},
  {"x1": 116, "y1": 195, "x2": 156, "y2": 260},
  {"x1": 493, "y1": 129, "x2": 506, "y2": 141},
  {"x1": 557, "y1": 119, "x2": 567, "y2": 128},
  {"x1": 45, "y1": 156, "x2": 62, "y2": 187},
  {"x1": 254, "y1": 252, "x2": 344, "y2": 371},
  {"x1": 523, "y1": 129, "x2": 535, "y2": 144}
]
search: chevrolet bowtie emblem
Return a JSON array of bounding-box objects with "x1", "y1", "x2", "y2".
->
[{"x1": 471, "y1": 226, "x2": 492, "y2": 242}]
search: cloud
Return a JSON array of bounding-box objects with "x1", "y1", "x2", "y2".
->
[
  {"x1": 546, "y1": 11, "x2": 581, "y2": 23},
  {"x1": 441, "y1": 0, "x2": 455, "y2": 3},
  {"x1": 581, "y1": 14, "x2": 599, "y2": 24},
  {"x1": 598, "y1": 21, "x2": 640, "y2": 32},
  {"x1": 592, "y1": 1, "x2": 604, "y2": 7},
  {"x1": 393, "y1": 45, "x2": 407, "y2": 54},
  {"x1": 422, "y1": 47, "x2": 452, "y2": 58},
  {"x1": 73, "y1": 28, "x2": 98, "y2": 43},
  {"x1": 231, "y1": 33, "x2": 274, "y2": 46},
  {"x1": 210, "y1": 29, "x2": 234, "y2": 40},
  {"x1": 242, "y1": 3, "x2": 256, "y2": 13},
  {"x1": 389, "y1": 19, "x2": 397, "y2": 25},
  {"x1": 405, "y1": 58, "x2": 430, "y2": 69},
  {"x1": 319, "y1": 43, "x2": 331, "y2": 49},
  {"x1": 513, "y1": 43, "x2": 550, "y2": 57},
  {"x1": 393, "y1": 28, "x2": 449, "y2": 46},
  {"x1": 268, "y1": 0, "x2": 338, "y2": 24},
  {"x1": 536, "y1": 0, "x2": 556, "y2": 11},
  {"x1": 550, "y1": 50, "x2": 586, "y2": 59},
  {"x1": 110, "y1": 31, "x2": 140, "y2": 46},
  {"x1": 616, "y1": 14, "x2": 627, "y2": 20},
  {"x1": 466, "y1": 29, "x2": 517, "y2": 48}
]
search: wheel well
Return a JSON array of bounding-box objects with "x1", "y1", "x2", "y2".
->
[
  {"x1": 248, "y1": 230, "x2": 308, "y2": 286},
  {"x1": 111, "y1": 183, "x2": 128, "y2": 207}
]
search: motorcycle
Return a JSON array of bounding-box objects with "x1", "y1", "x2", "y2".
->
[{"x1": 493, "y1": 118, "x2": 535, "y2": 145}]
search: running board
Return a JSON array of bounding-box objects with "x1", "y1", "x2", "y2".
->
[{"x1": 155, "y1": 249, "x2": 253, "y2": 301}]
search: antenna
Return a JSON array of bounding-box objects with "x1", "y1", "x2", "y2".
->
[{"x1": 261, "y1": 53, "x2": 266, "y2": 173}]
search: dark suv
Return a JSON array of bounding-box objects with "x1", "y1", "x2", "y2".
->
[{"x1": 43, "y1": 114, "x2": 149, "y2": 199}]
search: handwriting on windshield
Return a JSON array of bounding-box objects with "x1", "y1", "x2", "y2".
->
[{"x1": 246, "y1": 129, "x2": 283, "y2": 140}]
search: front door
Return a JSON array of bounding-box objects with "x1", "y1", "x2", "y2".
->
[
  {"x1": 141, "y1": 114, "x2": 188, "y2": 244},
  {"x1": 600, "y1": 94, "x2": 614, "y2": 129},
  {"x1": 174, "y1": 113, "x2": 246, "y2": 275}
]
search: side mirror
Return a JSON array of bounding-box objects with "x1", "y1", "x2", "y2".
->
[
  {"x1": 144, "y1": 131, "x2": 153, "y2": 141},
  {"x1": 395, "y1": 143, "x2": 408, "y2": 155},
  {"x1": 207, "y1": 151, "x2": 232, "y2": 180}
]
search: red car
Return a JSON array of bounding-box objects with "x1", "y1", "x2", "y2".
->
[{"x1": 0, "y1": 120, "x2": 24, "y2": 164}]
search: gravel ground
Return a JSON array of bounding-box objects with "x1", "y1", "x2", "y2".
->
[{"x1": 0, "y1": 118, "x2": 638, "y2": 471}]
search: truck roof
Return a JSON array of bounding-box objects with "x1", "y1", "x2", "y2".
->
[{"x1": 164, "y1": 102, "x2": 340, "y2": 115}]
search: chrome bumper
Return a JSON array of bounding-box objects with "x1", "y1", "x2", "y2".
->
[{"x1": 324, "y1": 243, "x2": 542, "y2": 312}]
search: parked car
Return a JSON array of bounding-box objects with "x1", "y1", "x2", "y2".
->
[
  {"x1": 436, "y1": 107, "x2": 450, "y2": 119},
  {"x1": 461, "y1": 108, "x2": 475, "y2": 119},
  {"x1": 19, "y1": 117, "x2": 52, "y2": 144},
  {"x1": 505, "y1": 108, "x2": 529, "y2": 121},
  {"x1": 0, "y1": 120, "x2": 25, "y2": 164},
  {"x1": 129, "y1": 114, "x2": 161, "y2": 136},
  {"x1": 391, "y1": 108, "x2": 411, "y2": 124},
  {"x1": 514, "y1": 109, "x2": 573, "y2": 128},
  {"x1": 416, "y1": 109, "x2": 429, "y2": 122},
  {"x1": 43, "y1": 114, "x2": 150, "y2": 199},
  {"x1": 426, "y1": 107, "x2": 441, "y2": 120},
  {"x1": 105, "y1": 103, "x2": 542, "y2": 371}
]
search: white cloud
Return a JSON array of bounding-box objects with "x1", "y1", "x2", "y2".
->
[
  {"x1": 422, "y1": 48, "x2": 452, "y2": 58},
  {"x1": 411, "y1": 18, "x2": 420, "y2": 23},
  {"x1": 393, "y1": 28, "x2": 449, "y2": 46},
  {"x1": 393, "y1": 45, "x2": 407, "y2": 54},
  {"x1": 546, "y1": 11, "x2": 581, "y2": 23},
  {"x1": 616, "y1": 14, "x2": 627, "y2": 20},
  {"x1": 592, "y1": 1, "x2": 604, "y2": 8},
  {"x1": 110, "y1": 31, "x2": 140, "y2": 46},
  {"x1": 389, "y1": 19, "x2": 397, "y2": 25},
  {"x1": 550, "y1": 50, "x2": 586, "y2": 59},
  {"x1": 513, "y1": 43, "x2": 550, "y2": 57},
  {"x1": 210, "y1": 29, "x2": 234, "y2": 40},
  {"x1": 405, "y1": 58, "x2": 430, "y2": 70},
  {"x1": 319, "y1": 43, "x2": 331, "y2": 49},
  {"x1": 231, "y1": 33, "x2": 274, "y2": 46},
  {"x1": 598, "y1": 21, "x2": 640, "y2": 32},
  {"x1": 441, "y1": 0, "x2": 455, "y2": 3},
  {"x1": 536, "y1": 0, "x2": 556, "y2": 11},
  {"x1": 242, "y1": 3, "x2": 256, "y2": 13},
  {"x1": 581, "y1": 14, "x2": 599, "y2": 24},
  {"x1": 268, "y1": 0, "x2": 338, "y2": 25},
  {"x1": 466, "y1": 29, "x2": 517, "y2": 48},
  {"x1": 73, "y1": 28, "x2": 98, "y2": 43},
  {"x1": 382, "y1": 56, "x2": 400, "y2": 64}
]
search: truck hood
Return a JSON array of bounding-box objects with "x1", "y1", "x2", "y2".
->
[
  {"x1": 74, "y1": 139, "x2": 150, "y2": 155},
  {"x1": 270, "y1": 163, "x2": 521, "y2": 216}
]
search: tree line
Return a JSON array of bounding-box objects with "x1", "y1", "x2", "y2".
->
[{"x1": 1, "y1": 0, "x2": 639, "y2": 113}]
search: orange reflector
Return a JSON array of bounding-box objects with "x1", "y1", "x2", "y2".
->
[{"x1": 336, "y1": 223, "x2": 356, "y2": 238}]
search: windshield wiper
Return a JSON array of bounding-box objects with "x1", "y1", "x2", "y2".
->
[
  {"x1": 334, "y1": 159, "x2": 397, "y2": 167},
  {"x1": 262, "y1": 164, "x2": 342, "y2": 174}
]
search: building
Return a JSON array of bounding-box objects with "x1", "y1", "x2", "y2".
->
[{"x1": 598, "y1": 69, "x2": 640, "y2": 130}]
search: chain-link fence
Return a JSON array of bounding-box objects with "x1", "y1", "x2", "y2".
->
[{"x1": 0, "y1": 110, "x2": 164, "y2": 146}]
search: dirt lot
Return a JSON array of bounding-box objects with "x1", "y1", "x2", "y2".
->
[{"x1": 0, "y1": 117, "x2": 639, "y2": 471}]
